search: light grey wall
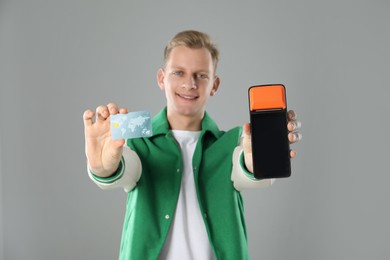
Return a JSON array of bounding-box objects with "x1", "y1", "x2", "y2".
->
[{"x1": 1, "y1": 0, "x2": 389, "y2": 259}]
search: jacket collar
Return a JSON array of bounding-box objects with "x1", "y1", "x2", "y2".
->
[{"x1": 152, "y1": 107, "x2": 221, "y2": 139}]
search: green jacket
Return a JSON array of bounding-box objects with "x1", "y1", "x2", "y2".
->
[{"x1": 90, "y1": 108, "x2": 272, "y2": 259}]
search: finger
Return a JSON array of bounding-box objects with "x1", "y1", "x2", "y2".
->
[
  {"x1": 290, "y1": 149, "x2": 297, "y2": 158},
  {"x1": 288, "y1": 132, "x2": 302, "y2": 144},
  {"x1": 288, "y1": 120, "x2": 302, "y2": 132},
  {"x1": 96, "y1": 105, "x2": 109, "y2": 121},
  {"x1": 83, "y1": 109, "x2": 95, "y2": 127},
  {"x1": 287, "y1": 110, "x2": 297, "y2": 120},
  {"x1": 107, "y1": 102, "x2": 119, "y2": 115},
  {"x1": 119, "y1": 107, "x2": 128, "y2": 114}
]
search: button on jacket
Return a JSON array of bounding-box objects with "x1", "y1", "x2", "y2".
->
[{"x1": 89, "y1": 107, "x2": 273, "y2": 260}]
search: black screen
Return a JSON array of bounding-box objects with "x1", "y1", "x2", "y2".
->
[{"x1": 250, "y1": 109, "x2": 291, "y2": 179}]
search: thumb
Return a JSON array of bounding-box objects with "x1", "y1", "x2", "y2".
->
[
  {"x1": 243, "y1": 123, "x2": 251, "y2": 138},
  {"x1": 242, "y1": 123, "x2": 253, "y2": 173}
]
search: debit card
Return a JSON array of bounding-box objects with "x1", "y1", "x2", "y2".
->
[{"x1": 110, "y1": 111, "x2": 153, "y2": 140}]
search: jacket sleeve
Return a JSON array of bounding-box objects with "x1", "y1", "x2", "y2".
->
[
  {"x1": 87, "y1": 145, "x2": 142, "y2": 192},
  {"x1": 231, "y1": 146, "x2": 275, "y2": 191}
]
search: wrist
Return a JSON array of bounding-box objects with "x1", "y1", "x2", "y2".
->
[
  {"x1": 88, "y1": 163, "x2": 120, "y2": 178},
  {"x1": 89, "y1": 157, "x2": 125, "y2": 184}
]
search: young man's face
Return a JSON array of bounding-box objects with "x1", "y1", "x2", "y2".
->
[{"x1": 157, "y1": 46, "x2": 220, "y2": 122}]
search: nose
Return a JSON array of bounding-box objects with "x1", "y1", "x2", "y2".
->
[{"x1": 182, "y1": 75, "x2": 197, "y2": 89}]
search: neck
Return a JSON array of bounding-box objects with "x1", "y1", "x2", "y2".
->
[{"x1": 167, "y1": 111, "x2": 204, "y2": 131}]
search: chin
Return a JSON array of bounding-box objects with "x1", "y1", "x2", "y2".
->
[{"x1": 176, "y1": 107, "x2": 202, "y2": 117}]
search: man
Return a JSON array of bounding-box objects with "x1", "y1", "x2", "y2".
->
[{"x1": 83, "y1": 30, "x2": 301, "y2": 259}]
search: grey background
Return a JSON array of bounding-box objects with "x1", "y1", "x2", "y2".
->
[{"x1": 1, "y1": 0, "x2": 389, "y2": 259}]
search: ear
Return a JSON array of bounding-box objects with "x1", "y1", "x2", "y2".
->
[
  {"x1": 157, "y1": 68, "x2": 165, "y2": 91},
  {"x1": 210, "y1": 75, "x2": 221, "y2": 96}
]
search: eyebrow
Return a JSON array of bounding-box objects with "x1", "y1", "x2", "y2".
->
[{"x1": 169, "y1": 66, "x2": 211, "y2": 74}]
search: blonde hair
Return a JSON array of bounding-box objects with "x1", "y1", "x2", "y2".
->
[{"x1": 163, "y1": 30, "x2": 219, "y2": 71}]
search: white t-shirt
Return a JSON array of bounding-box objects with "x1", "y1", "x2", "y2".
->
[{"x1": 159, "y1": 130, "x2": 215, "y2": 260}]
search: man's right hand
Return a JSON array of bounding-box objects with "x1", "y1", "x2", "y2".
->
[{"x1": 83, "y1": 103, "x2": 128, "y2": 177}]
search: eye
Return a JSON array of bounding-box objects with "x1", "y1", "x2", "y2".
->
[
  {"x1": 173, "y1": 71, "x2": 183, "y2": 76},
  {"x1": 196, "y1": 73, "x2": 208, "y2": 79}
]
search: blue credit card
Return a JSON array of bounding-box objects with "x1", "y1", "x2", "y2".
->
[{"x1": 110, "y1": 111, "x2": 153, "y2": 140}]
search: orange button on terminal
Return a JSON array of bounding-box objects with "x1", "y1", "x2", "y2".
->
[{"x1": 249, "y1": 84, "x2": 286, "y2": 111}]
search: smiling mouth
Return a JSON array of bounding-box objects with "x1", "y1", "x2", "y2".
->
[{"x1": 177, "y1": 93, "x2": 198, "y2": 100}]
